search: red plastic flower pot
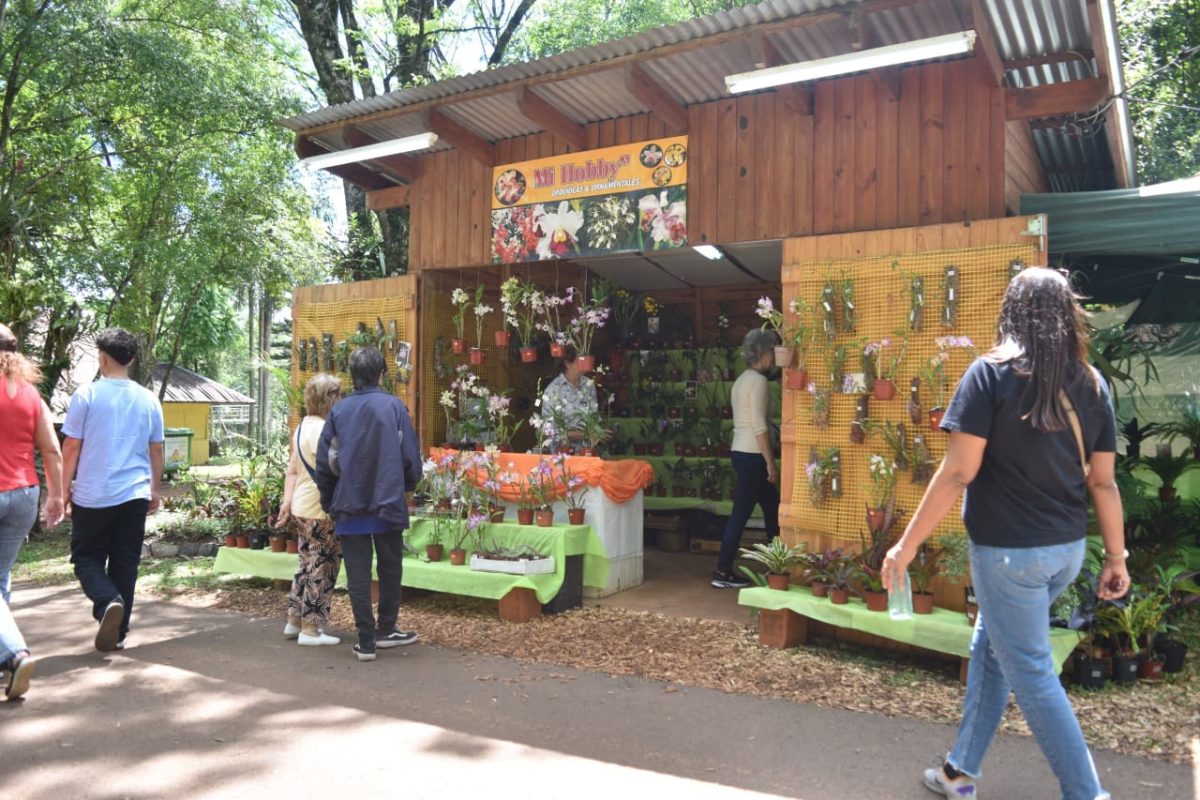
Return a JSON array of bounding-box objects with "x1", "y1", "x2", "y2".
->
[
  {"x1": 451, "y1": 338, "x2": 466, "y2": 354},
  {"x1": 494, "y1": 330, "x2": 511, "y2": 347},
  {"x1": 469, "y1": 348, "x2": 486, "y2": 366},
  {"x1": 567, "y1": 507, "x2": 585, "y2": 525},
  {"x1": 575, "y1": 354, "x2": 595, "y2": 372},
  {"x1": 929, "y1": 407, "x2": 946, "y2": 429},
  {"x1": 520, "y1": 346, "x2": 538, "y2": 363},
  {"x1": 425, "y1": 544, "x2": 444, "y2": 562},
  {"x1": 784, "y1": 368, "x2": 808, "y2": 391},
  {"x1": 766, "y1": 573, "x2": 790, "y2": 591},
  {"x1": 449, "y1": 548, "x2": 466, "y2": 566},
  {"x1": 517, "y1": 508, "x2": 534, "y2": 525},
  {"x1": 535, "y1": 509, "x2": 555, "y2": 527},
  {"x1": 873, "y1": 378, "x2": 896, "y2": 401},
  {"x1": 550, "y1": 343, "x2": 566, "y2": 358}
]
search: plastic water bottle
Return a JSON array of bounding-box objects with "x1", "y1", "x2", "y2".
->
[{"x1": 889, "y1": 568, "x2": 914, "y2": 620}]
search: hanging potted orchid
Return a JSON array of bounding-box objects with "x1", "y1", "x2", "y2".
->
[
  {"x1": 568, "y1": 283, "x2": 611, "y2": 372},
  {"x1": 784, "y1": 298, "x2": 813, "y2": 390},
  {"x1": 643, "y1": 295, "x2": 661, "y2": 335},
  {"x1": 498, "y1": 277, "x2": 521, "y2": 348},
  {"x1": 755, "y1": 296, "x2": 792, "y2": 368},
  {"x1": 470, "y1": 286, "x2": 492, "y2": 365},
  {"x1": 866, "y1": 454, "x2": 896, "y2": 532},
  {"x1": 921, "y1": 336, "x2": 977, "y2": 427},
  {"x1": 450, "y1": 287, "x2": 471, "y2": 354},
  {"x1": 514, "y1": 281, "x2": 544, "y2": 362},
  {"x1": 539, "y1": 287, "x2": 574, "y2": 357},
  {"x1": 864, "y1": 332, "x2": 908, "y2": 401}
]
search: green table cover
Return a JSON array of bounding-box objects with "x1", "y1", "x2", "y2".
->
[
  {"x1": 642, "y1": 496, "x2": 762, "y2": 518},
  {"x1": 738, "y1": 585, "x2": 1082, "y2": 672},
  {"x1": 214, "y1": 518, "x2": 610, "y2": 605}
]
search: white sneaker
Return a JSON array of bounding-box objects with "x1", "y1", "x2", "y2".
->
[
  {"x1": 297, "y1": 631, "x2": 340, "y2": 646},
  {"x1": 283, "y1": 622, "x2": 301, "y2": 638},
  {"x1": 923, "y1": 764, "x2": 976, "y2": 798}
]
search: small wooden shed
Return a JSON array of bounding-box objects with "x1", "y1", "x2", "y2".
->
[{"x1": 148, "y1": 364, "x2": 255, "y2": 465}]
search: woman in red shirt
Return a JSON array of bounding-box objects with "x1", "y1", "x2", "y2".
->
[{"x1": 0, "y1": 324, "x2": 64, "y2": 700}]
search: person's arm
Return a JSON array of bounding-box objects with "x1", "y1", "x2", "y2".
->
[
  {"x1": 881, "y1": 431, "x2": 987, "y2": 591},
  {"x1": 747, "y1": 376, "x2": 777, "y2": 483},
  {"x1": 61, "y1": 436, "x2": 82, "y2": 519},
  {"x1": 34, "y1": 400, "x2": 64, "y2": 528},
  {"x1": 1087, "y1": 451, "x2": 1129, "y2": 600},
  {"x1": 314, "y1": 413, "x2": 337, "y2": 512},
  {"x1": 148, "y1": 442, "x2": 163, "y2": 513},
  {"x1": 400, "y1": 405, "x2": 422, "y2": 491},
  {"x1": 276, "y1": 435, "x2": 301, "y2": 528}
]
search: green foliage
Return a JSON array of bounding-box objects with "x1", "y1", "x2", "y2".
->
[
  {"x1": 737, "y1": 539, "x2": 806, "y2": 576},
  {"x1": 1117, "y1": 0, "x2": 1200, "y2": 183}
]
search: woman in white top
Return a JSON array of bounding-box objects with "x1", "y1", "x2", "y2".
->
[
  {"x1": 712, "y1": 329, "x2": 780, "y2": 588},
  {"x1": 276, "y1": 374, "x2": 342, "y2": 645}
]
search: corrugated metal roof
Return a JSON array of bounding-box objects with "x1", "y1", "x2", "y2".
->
[
  {"x1": 149, "y1": 364, "x2": 255, "y2": 405},
  {"x1": 284, "y1": 0, "x2": 1125, "y2": 191}
]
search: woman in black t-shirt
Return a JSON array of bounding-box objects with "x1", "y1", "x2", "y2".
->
[{"x1": 882, "y1": 268, "x2": 1129, "y2": 800}]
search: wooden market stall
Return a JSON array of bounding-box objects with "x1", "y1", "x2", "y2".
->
[{"x1": 281, "y1": 0, "x2": 1133, "y2": 631}]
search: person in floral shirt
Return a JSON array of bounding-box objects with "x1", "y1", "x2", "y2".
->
[{"x1": 539, "y1": 346, "x2": 600, "y2": 452}]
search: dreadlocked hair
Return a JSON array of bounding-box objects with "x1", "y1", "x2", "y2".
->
[{"x1": 984, "y1": 267, "x2": 1094, "y2": 433}]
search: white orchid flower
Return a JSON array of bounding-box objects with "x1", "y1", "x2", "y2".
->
[{"x1": 536, "y1": 201, "x2": 583, "y2": 260}]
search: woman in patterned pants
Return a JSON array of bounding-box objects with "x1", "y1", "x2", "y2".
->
[{"x1": 276, "y1": 374, "x2": 343, "y2": 646}]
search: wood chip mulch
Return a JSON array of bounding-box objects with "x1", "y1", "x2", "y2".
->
[{"x1": 151, "y1": 584, "x2": 1198, "y2": 765}]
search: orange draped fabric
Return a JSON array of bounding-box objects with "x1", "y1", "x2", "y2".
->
[{"x1": 429, "y1": 449, "x2": 654, "y2": 505}]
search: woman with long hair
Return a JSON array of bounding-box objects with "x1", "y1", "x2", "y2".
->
[
  {"x1": 882, "y1": 268, "x2": 1128, "y2": 800},
  {"x1": 0, "y1": 324, "x2": 64, "y2": 699},
  {"x1": 276, "y1": 373, "x2": 342, "y2": 646}
]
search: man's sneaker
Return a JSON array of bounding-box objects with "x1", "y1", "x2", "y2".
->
[
  {"x1": 923, "y1": 763, "x2": 977, "y2": 798},
  {"x1": 114, "y1": 638, "x2": 126, "y2": 651},
  {"x1": 283, "y1": 621, "x2": 301, "y2": 639},
  {"x1": 95, "y1": 599, "x2": 124, "y2": 652},
  {"x1": 353, "y1": 644, "x2": 377, "y2": 662},
  {"x1": 711, "y1": 571, "x2": 752, "y2": 589},
  {"x1": 376, "y1": 630, "x2": 418, "y2": 648},
  {"x1": 298, "y1": 631, "x2": 341, "y2": 646},
  {"x1": 5, "y1": 652, "x2": 34, "y2": 700}
]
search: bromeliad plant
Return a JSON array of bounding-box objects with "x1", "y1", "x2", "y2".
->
[{"x1": 738, "y1": 539, "x2": 807, "y2": 577}]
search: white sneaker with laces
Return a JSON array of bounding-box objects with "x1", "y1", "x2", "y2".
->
[
  {"x1": 298, "y1": 631, "x2": 340, "y2": 646},
  {"x1": 923, "y1": 764, "x2": 977, "y2": 798}
]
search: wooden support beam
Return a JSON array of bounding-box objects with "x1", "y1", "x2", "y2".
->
[
  {"x1": 1005, "y1": 77, "x2": 1108, "y2": 120},
  {"x1": 753, "y1": 34, "x2": 813, "y2": 116},
  {"x1": 516, "y1": 87, "x2": 587, "y2": 150},
  {"x1": 293, "y1": 135, "x2": 393, "y2": 190},
  {"x1": 1087, "y1": 0, "x2": 1131, "y2": 187},
  {"x1": 426, "y1": 108, "x2": 495, "y2": 167},
  {"x1": 626, "y1": 62, "x2": 689, "y2": 134},
  {"x1": 962, "y1": 0, "x2": 1004, "y2": 87},
  {"x1": 871, "y1": 67, "x2": 901, "y2": 101},
  {"x1": 1003, "y1": 50, "x2": 1094, "y2": 72},
  {"x1": 848, "y1": 6, "x2": 880, "y2": 51},
  {"x1": 365, "y1": 185, "x2": 411, "y2": 210},
  {"x1": 342, "y1": 125, "x2": 417, "y2": 182}
]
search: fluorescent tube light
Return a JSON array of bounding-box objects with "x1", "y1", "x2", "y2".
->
[
  {"x1": 301, "y1": 132, "x2": 439, "y2": 169},
  {"x1": 693, "y1": 245, "x2": 723, "y2": 260},
  {"x1": 725, "y1": 31, "x2": 977, "y2": 94}
]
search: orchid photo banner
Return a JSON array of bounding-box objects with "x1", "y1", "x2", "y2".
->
[{"x1": 491, "y1": 136, "x2": 688, "y2": 264}]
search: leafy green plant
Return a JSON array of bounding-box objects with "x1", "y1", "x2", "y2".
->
[
  {"x1": 738, "y1": 539, "x2": 807, "y2": 576},
  {"x1": 1161, "y1": 408, "x2": 1200, "y2": 457},
  {"x1": 1140, "y1": 453, "x2": 1195, "y2": 492},
  {"x1": 909, "y1": 545, "x2": 943, "y2": 595}
]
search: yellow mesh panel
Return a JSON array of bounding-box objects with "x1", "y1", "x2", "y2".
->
[
  {"x1": 291, "y1": 294, "x2": 413, "y2": 430},
  {"x1": 783, "y1": 243, "x2": 1037, "y2": 542}
]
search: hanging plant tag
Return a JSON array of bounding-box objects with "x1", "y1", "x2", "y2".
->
[
  {"x1": 828, "y1": 448, "x2": 842, "y2": 497},
  {"x1": 941, "y1": 265, "x2": 960, "y2": 328},
  {"x1": 908, "y1": 377, "x2": 923, "y2": 426}
]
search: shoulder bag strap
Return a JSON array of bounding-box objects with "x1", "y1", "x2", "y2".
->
[
  {"x1": 1058, "y1": 389, "x2": 1090, "y2": 477},
  {"x1": 295, "y1": 422, "x2": 318, "y2": 481}
]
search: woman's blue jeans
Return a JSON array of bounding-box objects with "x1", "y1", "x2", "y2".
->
[
  {"x1": 0, "y1": 486, "x2": 38, "y2": 665},
  {"x1": 947, "y1": 538, "x2": 1107, "y2": 800},
  {"x1": 716, "y1": 452, "x2": 780, "y2": 574}
]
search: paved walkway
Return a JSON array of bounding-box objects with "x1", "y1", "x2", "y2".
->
[{"x1": 1, "y1": 584, "x2": 1195, "y2": 799}]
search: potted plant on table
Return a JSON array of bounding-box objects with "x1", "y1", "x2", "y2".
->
[
  {"x1": 738, "y1": 539, "x2": 807, "y2": 591},
  {"x1": 529, "y1": 459, "x2": 557, "y2": 527},
  {"x1": 803, "y1": 548, "x2": 843, "y2": 598},
  {"x1": 447, "y1": 510, "x2": 472, "y2": 565},
  {"x1": 828, "y1": 554, "x2": 862, "y2": 605},
  {"x1": 908, "y1": 544, "x2": 942, "y2": 614},
  {"x1": 555, "y1": 454, "x2": 589, "y2": 524},
  {"x1": 937, "y1": 533, "x2": 977, "y2": 624},
  {"x1": 450, "y1": 287, "x2": 471, "y2": 354}
]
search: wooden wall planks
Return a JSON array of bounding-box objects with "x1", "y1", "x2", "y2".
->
[{"x1": 410, "y1": 59, "x2": 1010, "y2": 271}]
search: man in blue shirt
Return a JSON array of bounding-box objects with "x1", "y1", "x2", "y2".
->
[
  {"x1": 316, "y1": 347, "x2": 422, "y2": 662},
  {"x1": 62, "y1": 328, "x2": 164, "y2": 652}
]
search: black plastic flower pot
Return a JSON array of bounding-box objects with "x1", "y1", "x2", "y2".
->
[
  {"x1": 1155, "y1": 638, "x2": 1188, "y2": 673},
  {"x1": 1111, "y1": 654, "x2": 1139, "y2": 685},
  {"x1": 1073, "y1": 656, "x2": 1107, "y2": 690}
]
